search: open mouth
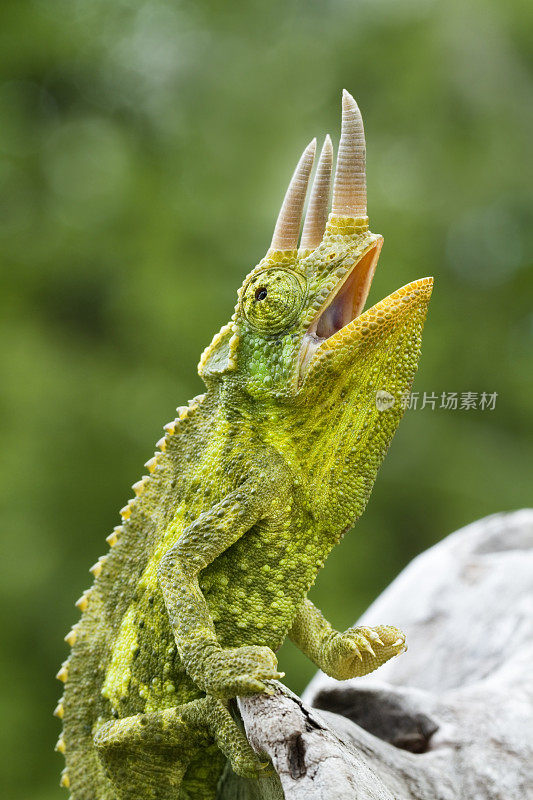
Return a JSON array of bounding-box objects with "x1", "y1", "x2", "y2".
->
[{"x1": 299, "y1": 238, "x2": 383, "y2": 379}]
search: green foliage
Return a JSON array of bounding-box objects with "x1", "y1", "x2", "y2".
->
[{"x1": 0, "y1": 1, "x2": 531, "y2": 797}]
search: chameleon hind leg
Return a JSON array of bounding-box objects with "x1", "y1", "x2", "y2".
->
[{"x1": 94, "y1": 696, "x2": 260, "y2": 800}]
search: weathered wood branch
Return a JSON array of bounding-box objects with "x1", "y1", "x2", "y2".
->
[{"x1": 217, "y1": 510, "x2": 533, "y2": 799}]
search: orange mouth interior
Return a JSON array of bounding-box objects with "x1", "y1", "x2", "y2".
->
[
  {"x1": 313, "y1": 241, "x2": 383, "y2": 340},
  {"x1": 299, "y1": 240, "x2": 383, "y2": 378}
]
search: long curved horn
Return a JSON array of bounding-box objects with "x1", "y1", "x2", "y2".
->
[
  {"x1": 300, "y1": 135, "x2": 333, "y2": 250},
  {"x1": 270, "y1": 139, "x2": 316, "y2": 251},
  {"x1": 331, "y1": 90, "x2": 367, "y2": 218}
]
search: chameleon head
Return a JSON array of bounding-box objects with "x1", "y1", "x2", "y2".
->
[
  {"x1": 198, "y1": 90, "x2": 432, "y2": 524},
  {"x1": 199, "y1": 89, "x2": 432, "y2": 403}
]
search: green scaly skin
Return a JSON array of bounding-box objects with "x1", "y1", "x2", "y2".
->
[{"x1": 55, "y1": 116, "x2": 432, "y2": 800}]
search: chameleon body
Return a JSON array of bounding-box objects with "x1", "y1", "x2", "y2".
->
[{"x1": 56, "y1": 91, "x2": 432, "y2": 799}]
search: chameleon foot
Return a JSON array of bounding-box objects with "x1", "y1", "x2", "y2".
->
[
  {"x1": 185, "y1": 695, "x2": 264, "y2": 779},
  {"x1": 201, "y1": 645, "x2": 284, "y2": 699},
  {"x1": 322, "y1": 624, "x2": 406, "y2": 680}
]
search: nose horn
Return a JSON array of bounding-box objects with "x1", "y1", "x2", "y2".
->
[
  {"x1": 331, "y1": 90, "x2": 367, "y2": 218},
  {"x1": 270, "y1": 139, "x2": 316, "y2": 251},
  {"x1": 300, "y1": 135, "x2": 333, "y2": 251}
]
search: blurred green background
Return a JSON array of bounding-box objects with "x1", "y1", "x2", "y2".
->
[{"x1": 1, "y1": 0, "x2": 531, "y2": 797}]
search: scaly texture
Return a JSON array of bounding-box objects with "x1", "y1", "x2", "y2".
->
[{"x1": 56, "y1": 90, "x2": 432, "y2": 800}]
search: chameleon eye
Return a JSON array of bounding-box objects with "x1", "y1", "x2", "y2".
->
[{"x1": 242, "y1": 268, "x2": 306, "y2": 334}]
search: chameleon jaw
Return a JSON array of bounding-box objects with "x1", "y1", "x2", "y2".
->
[
  {"x1": 298, "y1": 239, "x2": 383, "y2": 380},
  {"x1": 299, "y1": 275, "x2": 434, "y2": 389}
]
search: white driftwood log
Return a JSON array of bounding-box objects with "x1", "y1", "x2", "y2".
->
[{"x1": 217, "y1": 510, "x2": 533, "y2": 799}]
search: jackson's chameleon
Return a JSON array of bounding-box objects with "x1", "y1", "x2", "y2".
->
[{"x1": 55, "y1": 90, "x2": 432, "y2": 799}]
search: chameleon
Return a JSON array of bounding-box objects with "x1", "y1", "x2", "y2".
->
[{"x1": 55, "y1": 90, "x2": 432, "y2": 800}]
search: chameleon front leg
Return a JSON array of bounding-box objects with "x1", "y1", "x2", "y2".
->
[
  {"x1": 289, "y1": 598, "x2": 406, "y2": 680},
  {"x1": 158, "y1": 477, "x2": 284, "y2": 698},
  {"x1": 96, "y1": 478, "x2": 283, "y2": 799}
]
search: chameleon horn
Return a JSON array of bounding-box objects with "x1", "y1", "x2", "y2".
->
[
  {"x1": 270, "y1": 138, "x2": 316, "y2": 251},
  {"x1": 300, "y1": 134, "x2": 333, "y2": 251},
  {"x1": 332, "y1": 89, "x2": 367, "y2": 218}
]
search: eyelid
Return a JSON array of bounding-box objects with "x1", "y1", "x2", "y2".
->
[{"x1": 241, "y1": 267, "x2": 307, "y2": 334}]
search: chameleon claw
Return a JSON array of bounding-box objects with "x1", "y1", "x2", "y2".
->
[
  {"x1": 350, "y1": 644, "x2": 363, "y2": 660},
  {"x1": 361, "y1": 641, "x2": 376, "y2": 657},
  {"x1": 366, "y1": 629, "x2": 384, "y2": 645}
]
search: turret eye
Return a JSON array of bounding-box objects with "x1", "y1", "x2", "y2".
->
[{"x1": 241, "y1": 267, "x2": 307, "y2": 334}]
